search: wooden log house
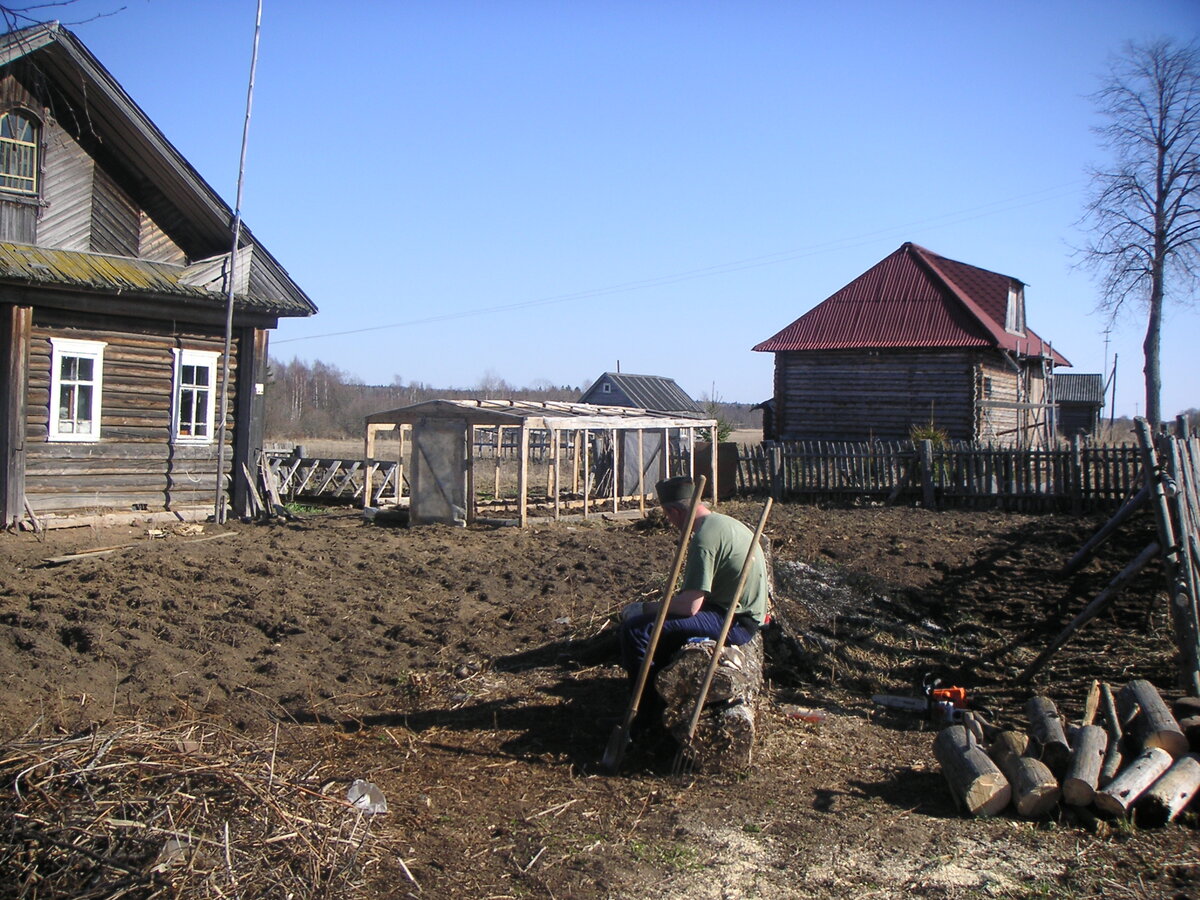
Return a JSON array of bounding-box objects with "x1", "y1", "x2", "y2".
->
[
  {"x1": 752, "y1": 242, "x2": 1070, "y2": 448},
  {"x1": 0, "y1": 23, "x2": 315, "y2": 527}
]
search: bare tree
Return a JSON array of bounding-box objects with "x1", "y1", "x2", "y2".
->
[{"x1": 1081, "y1": 39, "x2": 1200, "y2": 425}]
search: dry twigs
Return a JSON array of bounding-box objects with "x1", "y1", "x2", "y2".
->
[{"x1": 0, "y1": 720, "x2": 402, "y2": 899}]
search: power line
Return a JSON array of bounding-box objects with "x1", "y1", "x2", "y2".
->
[{"x1": 274, "y1": 181, "x2": 1084, "y2": 346}]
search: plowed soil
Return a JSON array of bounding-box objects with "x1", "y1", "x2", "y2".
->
[{"x1": 1, "y1": 501, "x2": 1197, "y2": 899}]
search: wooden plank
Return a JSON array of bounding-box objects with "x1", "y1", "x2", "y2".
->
[{"x1": 2, "y1": 305, "x2": 30, "y2": 526}]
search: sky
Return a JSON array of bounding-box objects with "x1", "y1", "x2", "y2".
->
[{"x1": 45, "y1": 0, "x2": 1200, "y2": 415}]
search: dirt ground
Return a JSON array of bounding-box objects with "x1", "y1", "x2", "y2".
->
[{"x1": 0, "y1": 500, "x2": 1197, "y2": 899}]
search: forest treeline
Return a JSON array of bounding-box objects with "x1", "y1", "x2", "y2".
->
[{"x1": 264, "y1": 357, "x2": 759, "y2": 439}]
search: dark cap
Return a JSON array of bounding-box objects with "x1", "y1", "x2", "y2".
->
[{"x1": 656, "y1": 476, "x2": 694, "y2": 506}]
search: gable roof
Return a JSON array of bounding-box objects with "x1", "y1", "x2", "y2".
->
[
  {"x1": 580, "y1": 372, "x2": 703, "y2": 415},
  {"x1": 1056, "y1": 373, "x2": 1105, "y2": 405},
  {"x1": 752, "y1": 242, "x2": 1067, "y2": 365},
  {"x1": 0, "y1": 22, "x2": 315, "y2": 318}
]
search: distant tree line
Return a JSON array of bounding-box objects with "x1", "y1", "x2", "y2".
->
[{"x1": 264, "y1": 357, "x2": 759, "y2": 439}]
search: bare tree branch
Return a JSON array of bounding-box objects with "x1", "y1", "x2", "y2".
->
[{"x1": 1079, "y1": 39, "x2": 1200, "y2": 424}]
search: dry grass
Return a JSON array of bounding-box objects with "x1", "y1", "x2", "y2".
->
[{"x1": 0, "y1": 721, "x2": 410, "y2": 900}]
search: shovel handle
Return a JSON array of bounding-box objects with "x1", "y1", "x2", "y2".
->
[{"x1": 619, "y1": 477, "x2": 707, "y2": 734}]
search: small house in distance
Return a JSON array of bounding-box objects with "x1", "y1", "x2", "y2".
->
[
  {"x1": 0, "y1": 23, "x2": 316, "y2": 528},
  {"x1": 580, "y1": 372, "x2": 702, "y2": 416},
  {"x1": 1056, "y1": 373, "x2": 1106, "y2": 438},
  {"x1": 752, "y1": 242, "x2": 1069, "y2": 447}
]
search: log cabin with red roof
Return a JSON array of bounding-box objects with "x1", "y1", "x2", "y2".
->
[{"x1": 752, "y1": 243, "x2": 1069, "y2": 447}]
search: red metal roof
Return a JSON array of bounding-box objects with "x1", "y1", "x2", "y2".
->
[{"x1": 753, "y1": 243, "x2": 1069, "y2": 365}]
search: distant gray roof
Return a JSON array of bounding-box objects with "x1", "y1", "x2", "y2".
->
[
  {"x1": 1057, "y1": 374, "x2": 1105, "y2": 405},
  {"x1": 580, "y1": 372, "x2": 703, "y2": 416}
]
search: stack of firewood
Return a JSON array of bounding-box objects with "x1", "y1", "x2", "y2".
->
[{"x1": 934, "y1": 679, "x2": 1200, "y2": 825}]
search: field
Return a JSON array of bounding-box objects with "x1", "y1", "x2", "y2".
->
[{"x1": 0, "y1": 500, "x2": 1197, "y2": 898}]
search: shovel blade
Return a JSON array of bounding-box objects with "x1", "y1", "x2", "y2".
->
[{"x1": 601, "y1": 722, "x2": 631, "y2": 773}]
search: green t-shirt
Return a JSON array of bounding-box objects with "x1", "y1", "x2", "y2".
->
[{"x1": 679, "y1": 512, "x2": 768, "y2": 625}]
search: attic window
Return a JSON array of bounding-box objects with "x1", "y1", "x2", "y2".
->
[
  {"x1": 602, "y1": 383, "x2": 612, "y2": 393},
  {"x1": 0, "y1": 110, "x2": 38, "y2": 195},
  {"x1": 1005, "y1": 283, "x2": 1026, "y2": 336}
]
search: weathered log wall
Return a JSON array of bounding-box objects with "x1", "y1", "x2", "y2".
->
[
  {"x1": 773, "y1": 349, "x2": 983, "y2": 442},
  {"x1": 24, "y1": 309, "x2": 236, "y2": 514}
]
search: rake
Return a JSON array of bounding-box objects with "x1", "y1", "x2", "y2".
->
[
  {"x1": 600, "y1": 475, "x2": 706, "y2": 774},
  {"x1": 671, "y1": 497, "x2": 773, "y2": 776}
]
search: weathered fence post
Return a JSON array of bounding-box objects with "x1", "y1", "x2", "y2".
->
[
  {"x1": 920, "y1": 440, "x2": 935, "y2": 509},
  {"x1": 1070, "y1": 433, "x2": 1083, "y2": 515},
  {"x1": 768, "y1": 442, "x2": 783, "y2": 501}
]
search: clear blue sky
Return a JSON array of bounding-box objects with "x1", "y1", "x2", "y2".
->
[{"x1": 55, "y1": 0, "x2": 1200, "y2": 415}]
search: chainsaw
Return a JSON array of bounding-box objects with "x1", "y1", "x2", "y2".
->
[{"x1": 872, "y1": 676, "x2": 971, "y2": 723}]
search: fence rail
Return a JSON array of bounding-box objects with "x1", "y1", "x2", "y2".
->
[{"x1": 735, "y1": 440, "x2": 1144, "y2": 511}]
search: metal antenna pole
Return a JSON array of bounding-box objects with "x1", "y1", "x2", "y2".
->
[{"x1": 215, "y1": 0, "x2": 264, "y2": 523}]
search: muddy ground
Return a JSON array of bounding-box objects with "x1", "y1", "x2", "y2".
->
[{"x1": 0, "y1": 501, "x2": 1197, "y2": 898}]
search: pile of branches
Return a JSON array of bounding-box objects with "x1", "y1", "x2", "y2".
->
[{"x1": 0, "y1": 720, "x2": 407, "y2": 899}]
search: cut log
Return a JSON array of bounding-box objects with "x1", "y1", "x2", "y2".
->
[
  {"x1": 1026, "y1": 696, "x2": 1072, "y2": 778},
  {"x1": 1062, "y1": 725, "x2": 1108, "y2": 807},
  {"x1": 1133, "y1": 753, "x2": 1200, "y2": 827},
  {"x1": 989, "y1": 730, "x2": 1028, "y2": 761},
  {"x1": 989, "y1": 729, "x2": 1060, "y2": 818},
  {"x1": 933, "y1": 725, "x2": 1010, "y2": 818},
  {"x1": 1094, "y1": 747, "x2": 1174, "y2": 817},
  {"x1": 1117, "y1": 679, "x2": 1189, "y2": 758},
  {"x1": 656, "y1": 636, "x2": 763, "y2": 773},
  {"x1": 1099, "y1": 683, "x2": 1124, "y2": 786},
  {"x1": 1081, "y1": 679, "x2": 1101, "y2": 727}
]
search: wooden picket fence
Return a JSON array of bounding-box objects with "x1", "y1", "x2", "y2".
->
[{"x1": 735, "y1": 439, "x2": 1143, "y2": 511}]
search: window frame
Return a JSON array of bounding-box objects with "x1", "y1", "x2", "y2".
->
[
  {"x1": 172, "y1": 348, "x2": 221, "y2": 444},
  {"x1": 0, "y1": 108, "x2": 40, "y2": 196},
  {"x1": 48, "y1": 337, "x2": 106, "y2": 442}
]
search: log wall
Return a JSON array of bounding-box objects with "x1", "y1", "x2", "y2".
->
[
  {"x1": 23, "y1": 309, "x2": 236, "y2": 514},
  {"x1": 773, "y1": 349, "x2": 990, "y2": 442}
]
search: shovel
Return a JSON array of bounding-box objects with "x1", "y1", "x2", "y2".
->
[
  {"x1": 672, "y1": 497, "x2": 773, "y2": 775},
  {"x1": 601, "y1": 475, "x2": 706, "y2": 774}
]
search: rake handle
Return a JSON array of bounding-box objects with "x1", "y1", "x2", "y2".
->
[{"x1": 679, "y1": 497, "x2": 773, "y2": 749}]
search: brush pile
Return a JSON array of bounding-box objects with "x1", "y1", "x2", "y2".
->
[
  {"x1": 934, "y1": 678, "x2": 1200, "y2": 827},
  {"x1": 0, "y1": 721, "x2": 411, "y2": 899}
]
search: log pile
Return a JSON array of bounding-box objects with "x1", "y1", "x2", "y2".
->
[
  {"x1": 655, "y1": 635, "x2": 764, "y2": 773},
  {"x1": 933, "y1": 679, "x2": 1200, "y2": 825}
]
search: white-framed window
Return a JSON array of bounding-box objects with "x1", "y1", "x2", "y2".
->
[
  {"x1": 0, "y1": 109, "x2": 38, "y2": 195},
  {"x1": 48, "y1": 338, "x2": 106, "y2": 441},
  {"x1": 602, "y1": 382, "x2": 612, "y2": 393},
  {"x1": 172, "y1": 349, "x2": 220, "y2": 443}
]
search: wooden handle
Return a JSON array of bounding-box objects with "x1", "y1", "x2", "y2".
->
[{"x1": 621, "y1": 476, "x2": 708, "y2": 729}]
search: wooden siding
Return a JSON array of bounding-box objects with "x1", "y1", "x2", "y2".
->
[
  {"x1": 975, "y1": 356, "x2": 1021, "y2": 442},
  {"x1": 139, "y1": 209, "x2": 186, "y2": 264},
  {"x1": 773, "y1": 349, "x2": 978, "y2": 442},
  {"x1": 24, "y1": 308, "x2": 237, "y2": 514},
  {"x1": 90, "y1": 164, "x2": 139, "y2": 256},
  {"x1": 39, "y1": 118, "x2": 94, "y2": 250},
  {"x1": 0, "y1": 199, "x2": 35, "y2": 243}
]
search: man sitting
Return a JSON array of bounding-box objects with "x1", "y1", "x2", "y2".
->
[{"x1": 618, "y1": 475, "x2": 767, "y2": 693}]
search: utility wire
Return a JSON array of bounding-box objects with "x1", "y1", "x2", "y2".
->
[{"x1": 275, "y1": 180, "x2": 1084, "y2": 346}]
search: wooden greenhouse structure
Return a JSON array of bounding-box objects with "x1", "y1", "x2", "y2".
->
[{"x1": 363, "y1": 399, "x2": 716, "y2": 527}]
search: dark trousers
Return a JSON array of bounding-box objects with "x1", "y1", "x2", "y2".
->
[{"x1": 618, "y1": 608, "x2": 756, "y2": 681}]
